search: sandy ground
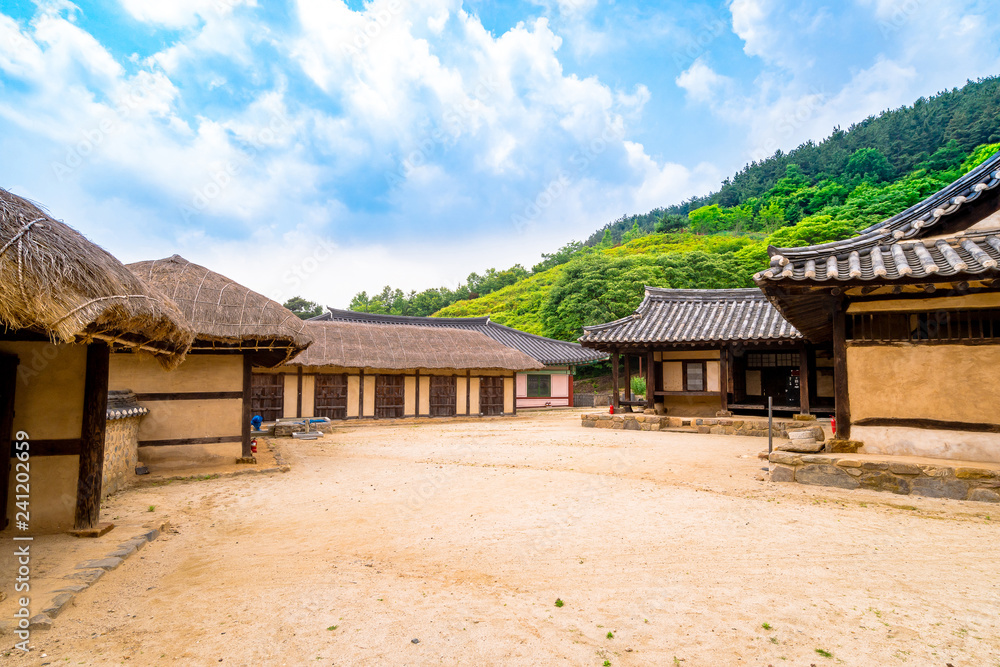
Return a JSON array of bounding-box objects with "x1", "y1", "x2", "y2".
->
[{"x1": 3, "y1": 409, "x2": 999, "y2": 666}]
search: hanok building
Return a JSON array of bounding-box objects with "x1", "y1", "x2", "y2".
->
[
  {"x1": 111, "y1": 255, "x2": 311, "y2": 465},
  {"x1": 308, "y1": 309, "x2": 606, "y2": 409},
  {"x1": 253, "y1": 319, "x2": 543, "y2": 420},
  {"x1": 0, "y1": 190, "x2": 193, "y2": 532},
  {"x1": 578, "y1": 288, "x2": 835, "y2": 417},
  {"x1": 756, "y1": 150, "x2": 1000, "y2": 462}
]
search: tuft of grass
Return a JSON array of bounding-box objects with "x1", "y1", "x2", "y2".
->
[
  {"x1": 761, "y1": 622, "x2": 772, "y2": 630},
  {"x1": 769, "y1": 637, "x2": 778, "y2": 644},
  {"x1": 603, "y1": 661, "x2": 611, "y2": 667},
  {"x1": 554, "y1": 598, "x2": 564, "y2": 608},
  {"x1": 815, "y1": 648, "x2": 833, "y2": 658},
  {"x1": 147, "y1": 505, "x2": 155, "y2": 512},
  {"x1": 327, "y1": 625, "x2": 338, "y2": 631},
  {"x1": 606, "y1": 631, "x2": 614, "y2": 639}
]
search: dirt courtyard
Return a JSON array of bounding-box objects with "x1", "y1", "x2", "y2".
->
[{"x1": 5, "y1": 410, "x2": 1000, "y2": 665}]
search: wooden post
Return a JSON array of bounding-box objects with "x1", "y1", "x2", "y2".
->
[
  {"x1": 719, "y1": 345, "x2": 729, "y2": 414},
  {"x1": 415, "y1": 369, "x2": 420, "y2": 417},
  {"x1": 511, "y1": 374, "x2": 517, "y2": 415},
  {"x1": 645, "y1": 350, "x2": 654, "y2": 410},
  {"x1": 832, "y1": 302, "x2": 851, "y2": 439},
  {"x1": 568, "y1": 369, "x2": 574, "y2": 408},
  {"x1": 623, "y1": 354, "x2": 631, "y2": 404},
  {"x1": 74, "y1": 342, "x2": 110, "y2": 530},
  {"x1": 611, "y1": 351, "x2": 620, "y2": 410},
  {"x1": 466, "y1": 370, "x2": 471, "y2": 415},
  {"x1": 798, "y1": 346, "x2": 811, "y2": 415},
  {"x1": 373, "y1": 373, "x2": 379, "y2": 419},
  {"x1": 241, "y1": 354, "x2": 253, "y2": 458},
  {"x1": 296, "y1": 366, "x2": 303, "y2": 418},
  {"x1": 359, "y1": 369, "x2": 365, "y2": 418}
]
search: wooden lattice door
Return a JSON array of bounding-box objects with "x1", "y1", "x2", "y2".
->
[
  {"x1": 479, "y1": 376, "x2": 505, "y2": 416},
  {"x1": 314, "y1": 373, "x2": 348, "y2": 420},
  {"x1": 375, "y1": 375, "x2": 405, "y2": 418},
  {"x1": 251, "y1": 373, "x2": 284, "y2": 422},
  {"x1": 429, "y1": 376, "x2": 456, "y2": 417}
]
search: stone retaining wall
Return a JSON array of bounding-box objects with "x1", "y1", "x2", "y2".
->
[
  {"x1": 581, "y1": 413, "x2": 823, "y2": 440},
  {"x1": 769, "y1": 451, "x2": 1000, "y2": 503}
]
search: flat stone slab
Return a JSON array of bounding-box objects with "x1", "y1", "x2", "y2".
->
[
  {"x1": 65, "y1": 568, "x2": 105, "y2": 584},
  {"x1": 106, "y1": 544, "x2": 136, "y2": 559},
  {"x1": 118, "y1": 538, "x2": 146, "y2": 553},
  {"x1": 28, "y1": 614, "x2": 53, "y2": 631},
  {"x1": 54, "y1": 584, "x2": 89, "y2": 594},
  {"x1": 42, "y1": 593, "x2": 75, "y2": 618},
  {"x1": 774, "y1": 440, "x2": 823, "y2": 453},
  {"x1": 68, "y1": 522, "x2": 115, "y2": 538},
  {"x1": 75, "y1": 557, "x2": 123, "y2": 571},
  {"x1": 795, "y1": 464, "x2": 860, "y2": 490}
]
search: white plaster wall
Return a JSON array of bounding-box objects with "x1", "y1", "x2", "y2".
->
[{"x1": 855, "y1": 426, "x2": 1000, "y2": 464}]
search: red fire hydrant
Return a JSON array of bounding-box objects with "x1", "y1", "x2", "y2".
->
[
  {"x1": 250, "y1": 438, "x2": 258, "y2": 454},
  {"x1": 609, "y1": 405, "x2": 615, "y2": 415}
]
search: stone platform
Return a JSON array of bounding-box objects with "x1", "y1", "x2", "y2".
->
[
  {"x1": 581, "y1": 412, "x2": 824, "y2": 440},
  {"x1": 769, "y1": 451, "x2": 1000, "y2": 503}
]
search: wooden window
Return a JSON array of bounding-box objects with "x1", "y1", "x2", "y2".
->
[
  {"x1": 374, "y1": 375, "x2": 405, "y2": 418},
  {"x1": 747, "y1": 352, "x2": 797, "y2": 368},
  {"x1": 250, "y1": 373, "x2": 284, "y2": 422},
  {"x1": 682, "y1": 361, "x2": 706, "y2": 392},
  {"x1": 314, "y1": 373, "x2": 348, "y2": 420},
  {"x1": 479, "y1": 376, "x2": 505, "y2": 416},
  {"x1": 847, "y1": 309, "x2": 1000, "y2": 344},
  {"x1": 526, "y1": 374, "x2": 550, "y2": 398},
  {"x1": 429, "y1": 376, "x2": 457, "y2": 417}
]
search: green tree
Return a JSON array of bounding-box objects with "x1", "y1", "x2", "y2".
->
[
  {"x1": 621, "y1": 221, "x2": 643, "y2": 244},
  {"x1": 283, "y1": 296, "x2": 323, "y2": 319},
  {"x1": 846, "y1": 147, "x2": 894, "y2": 182}
]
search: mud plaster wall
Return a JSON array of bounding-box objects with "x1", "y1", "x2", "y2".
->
[
  {"x1": 102, "y1": 415, "x2": 142, "y2": 498},
  {"x1": 662, "y1": 395, "x2": 721, "y2": 417},
  {"x1": 854, "y1": 425, "x2": 1000, "y2": 464},
  {"x1": 847, "y1": 344, "x2": 1000, "y2": 424},
  {"x1": 1, "y1": 341, "x2": 87, "y2": 531}
]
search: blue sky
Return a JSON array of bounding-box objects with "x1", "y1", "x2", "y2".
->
[{"x1": 1, "y1": 0, "x2": 999, "y2": 307}]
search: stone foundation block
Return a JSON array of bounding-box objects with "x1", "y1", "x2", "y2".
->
[
  {"x1": 795, "y1": 464, "x2": 860, "y2": 490},
  {"x1": 910, "y1": 477, "x2": 969, "y2": 500},
  {"x1": 768, "y1": 451, "x2": 801, "y2": 466},
  {"x1": 955, "y1": 467, "x2": 996, "y2": 480},
  {"x1": 827, "y1": 439, "x2": 863, "y2": 454},
  {"x1": 859, "y1": 472, "x2": 910, "y2": 495},
  {"x1": 770, "y1": 465, "x2": 795, "y2": 483},
  {"x1": 968, "y1": 488, "x2": 1000, "y2": 503},
  {"x1": 888, "y1": 463, "x2": 922, "y2": 476},
  {"x1": 581, "y1": 420, "x2": 595, "y2": 428},
  {"x1": 835, "y1": 459, "x2": 862, "y2": 468}
]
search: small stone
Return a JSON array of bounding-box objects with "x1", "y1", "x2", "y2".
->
[
  {"x1": 42, "y1": 593, "x2": 75, "y2": 618},
  {"x1": 861, "y1": 461, "x2": 889, "y2": 471},
  {"x1": 888, "y1": 463, "x2": 922, "y2": 476},
  {"x1": 623, "y1": 420, "x2": 640, "y2": 431},
  {"x1": 107, "y1": 543, "x2": 137, "y2": 559},
  {"x1": 697, "y1": 426, "x2": 712, "y2": 434},
  {"x1": 788, "y1": 430, "x2": 816, "y2": 440},
  {"x1": 54, "y1": 584, "x2": 88, "y2": 594},
  {"x1": 828, "y1": 439, "x2": 863, "y2": 454},
  {"x1": 774, "y1": 439, "x2": 823, "y2": 453},
  {"x1": 792, "y1": 414, "x2": 817, "y2": 421},
  {"x1": 28, "y1": 614, "x2": 53, "y2": 631},
  {"x1": 769, "y1": 451, "x2": 801, "y2": 466},
  {"x1": 769, "y1": 465, "x2": 795, "y2": 483},
  {"x1": 581, "y1": 420, "x2": 595, "y2": 428},
  {"x1": 955, "y1": 467, "x2": 996, "y2": 480},
  {"x1": 411, "y1": 638, "x2": 420, "y2": 644},
  {"x1": 968, "y1": 488, "x2": 1000, "y2": 503},
  {"x1": 844, "y1": 468, "x2": 863, "y2": 477},
  {"x1": 76, "y1": 557, "x2": 123, "y2": 571},
  {"x1": 65, "y1": 568, "x2": 105, "y2": 584},
  {"x1": 800, "y1": 455, "x2": 831, "y2": 464},
  {"x1": 836, "y1": 459, "x2": 862, "y2": 468}
]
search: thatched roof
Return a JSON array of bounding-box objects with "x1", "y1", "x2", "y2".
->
[
  {"x1": 128, "y1": 255, "x2": 311, "y2": 363},
  {"x1": 287, "y1": 320, "x2": 544, "y2": 371},
  {"x1": 0, "y1": 188, "x2": 194, "y2": 367}
]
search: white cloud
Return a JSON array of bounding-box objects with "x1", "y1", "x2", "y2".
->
[
  {"x1": 675, "y1": 58, "x2": 731, "y2": 103},
  {"x1": 118, "y1": 0, "x2": 254, "y2": 29}
]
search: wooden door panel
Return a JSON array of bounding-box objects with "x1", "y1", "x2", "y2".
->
[
  {"x1": 429, "y1": 376, "x2": 456, "y2": 417},
  {"x1": 314, "y1": 373, "x2": 348, "y2": 420},
  {"x1": 375, "y1": 375, "x2": 405, "y2": 419},
  {"x1": 479, "y1": 376, "x2": 504, "y2": 416},
  {"x1": 251, "y1": 373, "x2": 284, "y2": 422}
]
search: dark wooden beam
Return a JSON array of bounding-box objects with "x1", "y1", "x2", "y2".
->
[
  {"x1": 134, "y1": 391, "x2": 243, "y2": 401},
  {"x1": 359, "y1": 368, "x2": 365, "y2": 418},
  {"x1": 11, "y1": 438, "x2": 80, "y2": 457},
  {"x1": 296, "y1": 366, "x2": 303, "y2": 418},
  {"x1": 74, "y1": 342, "x2": 109, "y2": 531},
  {"x1": 798, "y1": 346, "x2": 811, "y2": 415},
  {"x1": 719, "y1": 346, "x2": 729, "y2": 414},
  {"x1": 853, "y1": 417, "x2": 1000, "y2": 433},
  {"x1": 466, "y1": 370, "x2": 471, "y2": 416},
  {"x1": 645, "y1": 350, "x2": 654, "y2": 410},
  {"x1": 611, "y1": 351, "x2": 620, "y2": 411},
  {"x1": 415, "y1": 369, "x2": 420, "y2": 417},
  {"x1": 832, "y1": 301, "x2": 851, "y2": 439},
  {"x1": 623, "y1": 354, "x2": 631, "y2": 405},
  {"x1": 139, "y1": 435, "x2": 243, "y2": 447},
  {"x1": 241, "y1": 355, "x2": 253, "y2": 458}
]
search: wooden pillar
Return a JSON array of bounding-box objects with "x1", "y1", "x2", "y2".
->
[
  {"x1": 415, "y1": 369, "x2": 420, "y2": 417},
  {"x1": 241, "y1": 354, "x2": 253, "y2": 458},
  {"x1": 74, "y1": 342, "x2": 110, "y2": 530},
  {"x1": 373, "y1": 373, "x2": 379, "y2": 419},
  {"x1": 832, "y1": 303, "x2": 851, "y2": 439},
  {"x1": 798, "y1": 346, "x2": 811, "y2": 415},
  {"x1": 611, "y1": 351, "x2": 620, "y2": 410},
  {"x1": 296, "y1": 366, "x2": 303, "y2": 418},
  {"x1": 623, "y1": 354, "x2": 631, "y2": 403},
  {"x1": 466, "y1": 370, "x2": 471, "y2": 415},
  {"x1": 359, "y1": 369, "x2": 365, "y2": 419},
  {"x1": 645, "y1": 350, "x2": 654, "y2": 410},
  {"x1": 568, "y1": 369, "x2": 574, "y2": 408},
  {"x1": 511, "y1": 374, "x2": 517, "y2": 415},
  {"x1": 719, "y1": 345, "x2": 729, "y2": 414}
]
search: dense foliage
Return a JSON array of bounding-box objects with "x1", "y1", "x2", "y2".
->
[
  {"x1": 346, "y1": 78, "x2": 1000, "y2": 341},
  {"x1": 283, "y1": 296, "x2": 323, "y2": 319}
]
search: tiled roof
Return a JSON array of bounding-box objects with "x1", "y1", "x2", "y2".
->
[
  {"x1": 757, "y1": 150, "x2": 1000, "y2": 285},
  {"x1": 578, "y1": 288, "x2": 801, "y2": 345},
  {"x1": 311, "y1": 309, "x2": 607, "y2": 366}
]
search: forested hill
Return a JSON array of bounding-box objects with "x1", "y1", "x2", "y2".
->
[{"x1": 346, "y1": 76, "x2": 1000, "y2": 340}]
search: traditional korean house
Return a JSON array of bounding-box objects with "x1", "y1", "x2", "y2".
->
[
  {"x1": 0, "y1": 190, "x2": 193, "y2": 532},
  {"x1": 111, "y1": 255, "x2": 311, "y2": 465},
  {"x1": 756, "y1": 150, "x2": 1000, "y2": 462},
  {"x1": 256, "y1": 319, "x2": 543, "y2": 420},
  {"x1": 308, "y1": 309, "x2": 606, "y2": 409},
  {"x1": 578, "y1": 288, "x2": 831, "y2": 417}
]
